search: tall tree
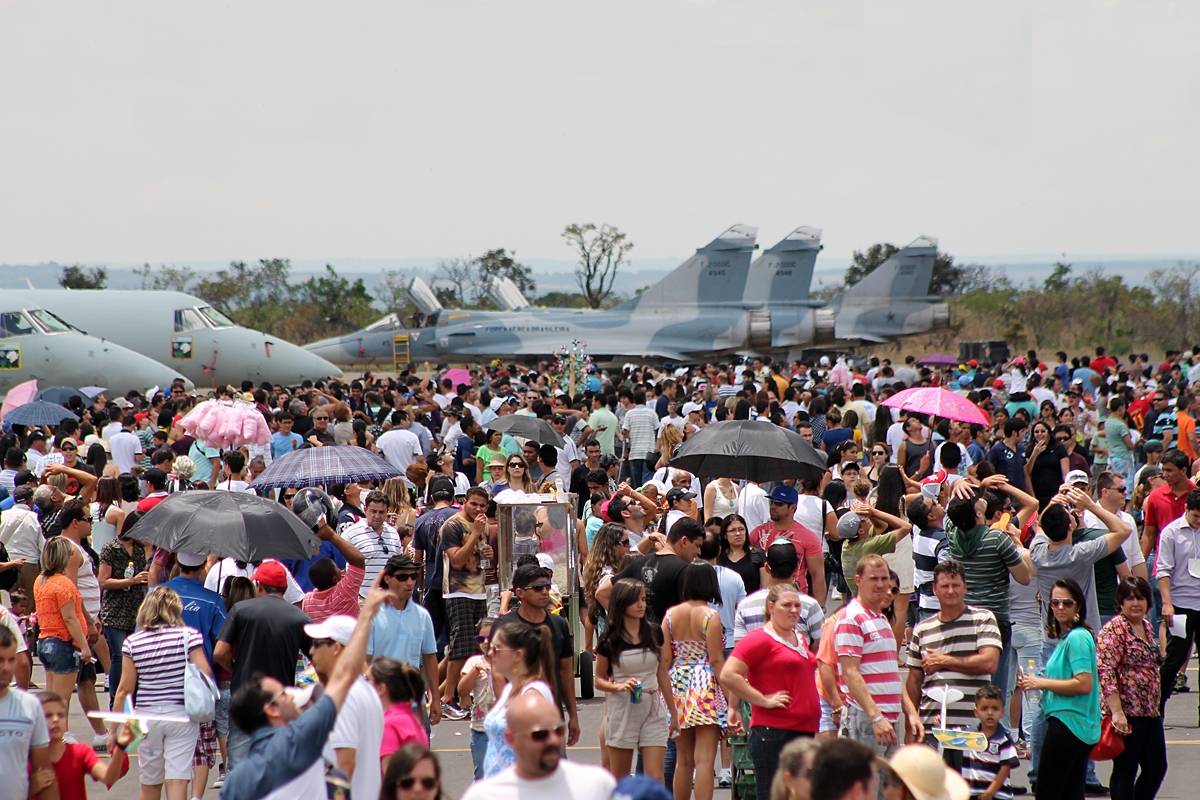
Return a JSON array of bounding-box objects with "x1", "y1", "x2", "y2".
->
[
  {"x1": 475, "y1": 248, "x2": 536, "y2": 298},
  {"x1": 132, "y1": 263, "x2": 196, "y2": 292},
  {"x1": 562, "y1": 223, "x2": 633, "y2": 309},
  {"x1": 58, "y1": 264, "x2": 108, "y2": 289},
  {"x1": 292, "y1": 265, "x2": 377, "y2": 337},
  {"x1": 434, "y1": 256, "x2": 476, "y2": 307},
  {"x1": 843, "y1": 244, "x2": 899, "y2": 288},
  {"x1": 376, "y1": 269, "x2": 416, "y2": 318}
]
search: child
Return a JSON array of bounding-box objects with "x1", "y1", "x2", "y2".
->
[
  {"x1": 960, "y1": 684, "x2": 1021, "y2": 800},
  {"x1": 458, "y1": 617, "x2": 498, "y2": 780},
  {"x1": 36, "y1": 692, "x2": 133, "y2": 800},
  {"x1": 368, "y1": 657, "x2": 429, "y2": 772}
]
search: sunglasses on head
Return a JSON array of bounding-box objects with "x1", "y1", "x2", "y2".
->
[
  {"x1": 528, "y1": 723, "x2": 567, "y2": 742},
  {"x1": 398, "y1": 777, "x2": 439, "y2": 790}
]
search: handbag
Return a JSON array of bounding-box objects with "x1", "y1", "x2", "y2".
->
[
  {"x1": 179, "y1": 629, "x2": 219, "y2": 723},
  {"x1": 1091, "y1": 715, "x2": 1125, "y2": 761}
]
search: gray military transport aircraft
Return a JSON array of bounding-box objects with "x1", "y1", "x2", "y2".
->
[
  {"x1": 8, "y1": 290, "x2": 342, "y2": 387},
  {"x1": 304, "y1": 225, "x2": 949, "y2": 368},
  {"x1": 1, "y1": 298, "x2": 194, "y2": 397}
]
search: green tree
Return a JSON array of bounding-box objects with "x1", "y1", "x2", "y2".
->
[
  {"x1": 434, "y1": 256, "x2": 476, "y2": 307},
  {"x1": 292, "y1": 265, "x2": 377, "y2": 338},
  {"x1": 376, "y1": 269, "x2": 417, "y2": 320},
  {"x1": 133, "y1": 263, "x2": 196, "y2": 292},
  {"x1": 535, "y1": 291, "x2": 591, "y2": 308},
  {"x1": 476, "y1": 249, "x2": 536, "y2": 299},
  {"x1": 1043, "y1": 262, "x2": 1072, "y2": 292},
  {"x1": 843, "y1": 244, "x2": 899, "y2": 287},
  {"x1": 58, "y1": 264, "x2": 108, "y2": 289},
  {"x1": 562, "y1": 223, "x2": 633, "y2": 309},
  {"x1": 191, "y1": 258, "x2": 294, "y2": 334}
]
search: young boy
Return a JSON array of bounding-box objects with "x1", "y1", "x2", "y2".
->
[
  {"x1": 1, "y1": 591, "x2": 30, "y2": 688},
  {"x1": 960, "y1": 684, "x2": 1021, "y2": 800},
  {"x1": 36, "y1": 692, "x2": 133, "y2": 800}
]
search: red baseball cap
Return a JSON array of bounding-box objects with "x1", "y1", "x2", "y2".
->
[
  {"x1": 252, "y1": 561, "x2": 288, "y2": 589},
  {"x1": 992, "y1": 379, "x2": 1005, "y2": 389}
]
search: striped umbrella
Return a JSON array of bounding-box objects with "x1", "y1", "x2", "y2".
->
[{"x1": 251, "y1": 445, "x2": 404, "y2": 489}]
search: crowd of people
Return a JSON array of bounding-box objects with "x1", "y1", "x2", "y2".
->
[{"x1": 0, "y1": 344, "x2": 1198, "y2": 800}]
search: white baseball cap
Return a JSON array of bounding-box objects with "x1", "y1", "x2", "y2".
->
[
  {"x1": 1066, "y1": 469, "x2": 1090, "y2": 486},
  {"x1": 303, "y1": 615, "x2": 357, "y2": 646}
]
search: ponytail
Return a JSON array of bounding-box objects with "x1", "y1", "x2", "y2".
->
[
  {"x1": 493, "y1": 618, "x2": 559, "y2": 707},
  {"x1": 369, "y1": 657, "x2": 426, "y2": 704}
]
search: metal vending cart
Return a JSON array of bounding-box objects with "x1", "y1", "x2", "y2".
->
[{"x1": 495, "y1": 497, "x2": 593, "y2": 699}]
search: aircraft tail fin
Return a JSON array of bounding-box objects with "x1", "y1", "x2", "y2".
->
[
  {"x1": 619, "y1": 225, "x2": 758, "y2": 309},
  {"x1": 840, "y1": 236, "x2": 939, "y2": 302},
  {"x1": 743, "y1": 226, "x2": 822, "y2": 307}
]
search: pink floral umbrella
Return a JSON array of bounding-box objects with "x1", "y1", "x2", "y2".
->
[
  {"x1": 881, "y1": 386, "x2": 989, "y2": 425},
  {"x1": 0, "y1": 379, "x2": 38, "y2": 422}
]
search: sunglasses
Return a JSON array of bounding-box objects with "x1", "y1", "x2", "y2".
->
[
  {"x1": 528, "y1": 723, "x2": 567, "y2": 742},
  {"x1": 313, "y1": 416, "x2": 329, "y2": 421},
  {"x1": 398, "y1": 777, "x2": 439, "y2": 790},
  {"x1": 1049, "y1": 598, "x2": 1077, "y2": 608},
  {"x1": 311, "y1": 638, "x2": 338, "y2": 649},
  {"x1": 389, "y1": 572, "x2": 418, "y2": 582},
  {"x1": 871, "y1": 450, "x2": 886, "y2": 456},
  {"x1": 619, "y1": 539, "x2": 631, "y2": 547},
  {"x1": 1055, "y1": 436, "x2": 1069, "y2": 442},
  {"x1": 60, "y1": 446, "x2": 76, "y2": 452},
  {"x1": 282, "y1": 493, "x2": 297, "y2": 500},
  {"x1": 521, "y1": 581, "x2": 552, "y2": 592},
  {"x1": 1107, "y1": 485, "x2": 1128, "y2": 495},
  {"x1": 768, "y1": 500, "x2": 789, "y2": 507},
  {"x1": 508, "y1": 463, "x2": 524, "y2": 469}
]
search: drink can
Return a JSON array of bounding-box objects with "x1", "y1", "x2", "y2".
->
[{"x1": 630, "y1": 681, "x2": 642, "y2": 704}]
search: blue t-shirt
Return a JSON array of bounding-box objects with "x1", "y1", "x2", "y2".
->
[
  {"x1": 271, "y1": 431, "x2": 304, "y2": 459},
  {"x1": 454, "y1": 434, "x2": 475, "y2": 478},
  {"x1": 161, "y1": 575, "x2": 227, "y2": 666},
  {"x1": 283, "y1": 541, "x2": 347, "y2": 594},
  {"x1": 986, "y1": 442, "x2": 1027, "y2": 492},
  {"x1": 1043, "y1": 627, "x2": 1100, "y2": 745},
  {"x1": 366, "y1": 600, "x2": 437, "y2": 667},
  {"x1": 821, "y1": 427, "x2": 854, "y2": 453},
  {"x1": 188, "y1": 441, "x2": 220, "y2": 485}
]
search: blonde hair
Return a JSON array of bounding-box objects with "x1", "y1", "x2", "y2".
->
[
  {"x1": 45, "y1": 473, "x2": 69, "y2": 493},
  {"x1": 136, "y1": 586, "x2": 185, "y2": 630},
  {"x1": 657, "y1": 424, "x2": 684, "y2": 468},
  {"x1": 380, "y1": 477, "x2": 412, "y2": 511},
  {"x1": 40, "y1": 537, "x2": 74, "y2": 576},
  {"x1": 764, "y1": 582, "x2": 801, "y2": 621},
  {"x1": 769, "y1": 738, "x2": 820, "y2": 800},
  {"x1": 173, "y1": 455, "x2": 196, "y2": 480}
]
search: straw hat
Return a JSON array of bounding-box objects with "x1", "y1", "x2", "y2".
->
[{"x1": 887, "y1": 745, "x2": 969, "y2": 800}]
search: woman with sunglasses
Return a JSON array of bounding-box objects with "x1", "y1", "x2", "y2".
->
[
  {"x1": 595, "y1": 578, "x2": 678, "y2": 782},
  {"x1": 864, "y1": 444, "x2": 890, "y2": 485},
  {"x1": 1016, "y1": 578, "x2": 1099, "y2": 800},
  {"x1": 480, "y1": 618, "x2": 558, "y2": 778},
  {"x1": 380, "y1": 743, "x2": 443, "y2": 800},
  {"x1": 503, "y1": 455, "x2": 537, "y2": 494}
]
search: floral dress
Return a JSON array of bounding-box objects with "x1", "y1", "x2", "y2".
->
[
  {"x1": 667, "y1": 609, "x2": 727, "y2": 728},
  {"x1": 1098, "y1": 614, "x2": 1162, "y2": 718}
]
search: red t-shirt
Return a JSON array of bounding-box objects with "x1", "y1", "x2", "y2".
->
[
  {"x1": 729, "y1": 628, "x2": 820, "y2": 732},
  {"x1": 51, "y1": 742, "x2": 128, "y2": 800},
  {"x1": 1091, "y1": 357, "x2": 1117, "y2": 374},
  {"x1": 1145, "y1": 481, "x2": 1196, "y2": 547},
  {"x1": 749, "y1": 521, "x2": 822, "y2": 591}
]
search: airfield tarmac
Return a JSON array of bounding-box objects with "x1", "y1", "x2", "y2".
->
[{"x1": 48, "y1": 657, "x2": 1200, "y2": 800}]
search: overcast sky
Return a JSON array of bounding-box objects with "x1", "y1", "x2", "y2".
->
[{"x1": 2, "y1": 1, "x2": 1197, "y2": 267}]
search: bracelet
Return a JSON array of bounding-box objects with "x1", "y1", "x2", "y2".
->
[{"x1": 871, "y1": 714, "x2": 885, "y2": 724}]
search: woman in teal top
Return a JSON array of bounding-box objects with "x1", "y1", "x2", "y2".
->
[{"x1": 1018, "y1": 578, "x2": 1099, "y2": 800}]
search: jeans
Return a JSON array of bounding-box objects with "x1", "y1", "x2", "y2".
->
[
  {"x1": 749, "y1": 728, "x2": 809, "y2": 800},
  {"x1": 990, "y1": 618, "x2": 1015, "y2": 734},
  {"x1": 662, "y1": 737, "x2": 676, "y2": 791},
  {"x1": 627, "y1": 458, "x2": 650, "y2": 489},
  {"x1": 1159, "y1": 604, "x2": 1200, "y2": 714},
  {"x1": 842, "y1": 704, "x2": 899, "y2": 758},
  {"x1": 1007, "y1": 623, "x2": 1042, "y2": 744},
  {"x1": 470, "y1": 729, "x2": 488, "y2": 781},
  {"x1": 1108, "y1": 716, "x2": 1167, "y2": 800},
  {"x1": 225, "y1": 721, "x2": 251, "y2": 773},
  {"x1": 1028, "y1": 638, "x2": 1099, "y2": 787},
  {"x1": 102, "y1": 627, "x2": 131, "y2": 710},
  {"x1": 1035, "y1": 717, "x2": 1090, "y2": 800}
]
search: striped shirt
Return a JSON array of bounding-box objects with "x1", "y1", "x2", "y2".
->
[
  {"x1": 946, "y1": 524, "x2": 1024, "y2": 621},
  {"x1": 69, "y1": 540, "x2": 101, "y2": 618},
  {"x1": 835, "y1": 598, "x2": 902, "y2": 721},
  {"x1": 344, "y1": 521, "x2": 402, "y2": 598},
  {"x1": 912, "y1": 525, "x2": 949, "y2": 612},
  {"x1": 303, "y1": 564, "x2": 367, "y2": 621},
  {"x1": 733, "y1": 587, "x2": 825, "y2": 648},
  {"x1": 961, "y1": 727, "x2": 1020, "y2": 800},
  {"x1": 621, "y1": 405, "x2": 660, "y2": 460},
  {"x1": 905, "y1": 605, "x2": 1002, "y2": 728},
  {"x1": 122, "y1": 626, "x2": 204, "y2": 709}
]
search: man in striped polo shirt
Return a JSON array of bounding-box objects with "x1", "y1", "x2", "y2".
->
[
  {"x1": 836, "y1": 553, "x2": 923, "y2": 757},
  {"x1": 904, "y1": 560, "x2": 1002, "y2": 768}
]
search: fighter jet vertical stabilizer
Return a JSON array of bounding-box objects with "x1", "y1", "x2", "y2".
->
[
  {"x1": 832, "y1": 236, "x2": 949, "y2": 342},
  {"x1": 620, "y1": 224, "x2": 759, "y2": 310}
]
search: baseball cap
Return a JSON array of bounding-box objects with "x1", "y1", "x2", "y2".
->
[
  {"x1": 613, "y1": 775, "x2": 674, "y2": 800},
  {"x1": 767, "y1": 485, "x2": 799, "y2": 505},
  {"x1": 176, "y1": 552, "x2": 207, "y2": 568},
  {"x1": 967, "y1": 359, "x2": 978, "y2": 367},
  {"x1": 887, "y1": 744, "x2": 969, "y2": 800},
  {"x1": 489, "y1": 397, "x2": 505, "y2": 412},
  {"x1": 385, "y1": 553, "x2": 418, "y2": 574},
  {"x1": 681, "y1": 401, "x2": 703, "y2": 416},
  {"x1": 1014, "y1": 357, "x2": 1025, "y2": 366},
  {"x1": 304, "y1": 615, "x2": 356, "y2": 646},
  {"x1": 113, "y1": 397, "x2": 134, "y2": 409},
  {"x1": 285, "y1": 684, "x2": 317, "y2": 708},
  {"x1": 837, "y1": 511, "x2": 864, "y2": 541},
  {"x1": 252, "y1": 561, "x2": 289, "y2": 589},
  {"x1": 920, "y1": 470, "x2": 947, "y2": 501},
  {"x1": 665, "y1": 487, "x2": 697, "y2": 504},
  {"x1": 536, "y1": 553, "x2": 555, "y2": 572},
  {"x1": 992, "y1": 379, "x2": 1005, "y2": 389},
  {"x1": 1065, "y1": 469, "x2": 1090, "y2": 486},
  {"x1": 427, "y1": 474, "x2": 456, "y2": 497},
  {"x1": 1144, "y1": 439, "x2": 1164, "y2": 453}
]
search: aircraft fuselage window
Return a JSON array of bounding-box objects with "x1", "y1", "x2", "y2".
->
[
  {"x1": 198, "y1": 306, "x2": 235, "y2": 328},
  {"x1": 1, "y1": 311, "x2": 35, "y2": 338},
  {"x1": 27, "y1": 309, "x2": 72, "y2": 334},
  {"x1": 174, "y1": 309, "x2": 207, "y2": 332}
]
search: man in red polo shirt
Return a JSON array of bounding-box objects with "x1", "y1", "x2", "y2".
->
[
  {"x1": 1141, "y1": 449, "x2": 1195, "y2": 561},
  {"x1": 749, "y1": 485, "x2": 826, "y2": 606}
]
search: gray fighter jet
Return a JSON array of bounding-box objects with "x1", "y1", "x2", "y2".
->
[
  {"x1": 1, "y1": 295, "x2": 194, "y2": 397},
  {"x1": 12, "y1": 290, "x2": 343, "y2": 387},
  {"x1": 303, "y1": 226, "x2": 950, "y2": 367}
]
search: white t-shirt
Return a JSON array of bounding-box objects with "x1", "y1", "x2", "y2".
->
[
  {"x1": 555, "y1": 438, "x2": 579, "y2": 479},
  {"x1": 69, "y1": 539, "x2": 101, "y2": 618},
  {"x1": 108, "y1": 429, "x2": 144, "y2": 474},
  {"x1": 204, "y1": 558, "x2": 305, "y2": 605},
  {"x1": 324, "y1": 676, "x2": 383, "y2": 800},
  {"x1": 738, "y1": 483, "x2": 769, "y2": 534},
  {"x1": 261, "y1": 759, "x2": 325, "y2": 800},
  {"x1": 886, "y1": 421, "x2": 906, "y2": 464},
  {"x1": 214, "y1": 479, "x2": 255, "y2": 494},
  {"x1": 934, "y1": 442, "x2": 973, "y2": 473},
  {"x1": 377, "y1": 429, "x2": 423, "y2": 478},
  {"x1": 0, "y1": 689, "x2": 49, "y2": 800},
  {"x1": 793, "y1": 495, "x2": 832, "y2": 538},
  {"x1": 462, "y1": 760, "x2": 616, "y2": 800},
  {"x1": 0, "y1": 607, "x2": 26, "y2": 654},
  {"x1": 1082, "y1": 509, "x2": 1145, "y2": 569}
]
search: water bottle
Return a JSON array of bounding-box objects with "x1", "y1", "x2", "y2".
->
[
  {"x1": 554, "y1": 476, "x2": 565, "y2": 500},
  {"x1": 1024, "y1": 658, "x2": 1040, "y2": 702},
  {"x1": 124, "y1": 564, "x2": 134, "y2": 580},
  {"x1": 630, "y1": 680, "x2": 643, "y2": 704},
  {"x1": 479, "y1": 547, "x2": 491, "y2": 571}
]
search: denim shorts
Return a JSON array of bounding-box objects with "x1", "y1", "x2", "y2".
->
[{"x1": 38, "y1": 637, "x2": 82, "y2": 675}]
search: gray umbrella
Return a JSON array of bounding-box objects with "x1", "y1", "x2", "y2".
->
[
  {"x1": 484, "y1": 415, "x2": 564, "y2": 447},
  {"x1": 667, "y1": 419, "x2": 828, "y2": 482}
]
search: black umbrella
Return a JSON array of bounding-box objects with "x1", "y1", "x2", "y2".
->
[
  {"x1": 33, "y1": 386, "x2": 91, "y2": 406},
  {"x1": 667, "y1": 420, "x2": 828, "y2": 483},
  {"x1": 483, "y1": 414, "x2": 564, "y2": 447},
  {"x1": 133, "y1": 491, "x2": 320, "y2": 561}
]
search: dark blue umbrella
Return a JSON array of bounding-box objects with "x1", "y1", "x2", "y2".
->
[
  {"x1": 34, "y1": 386, "x2": 90, "y2": 406},
  {"x1": 251, "y1": 445, "x2": 404, "y2": 489},
  {"x1": 4, "y1": 401, "x2": 80, "y2": 426}
]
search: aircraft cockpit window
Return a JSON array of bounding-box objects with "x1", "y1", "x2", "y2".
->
[
  {"x1": 198, "y1": 306, "x2": 235, "y2": 328},
  {"x1": 26, "y1": 309, "x2": 72, "y2": 334},
  {"x1": 1, "y1": 311, "x2": 35, "y2": 338},
  {"x1": 174, "y1": 308, "x2": 207, "y2": 332},
  {"x1": 364, "y1": 314, "x2": 400, "y2": 332}
]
